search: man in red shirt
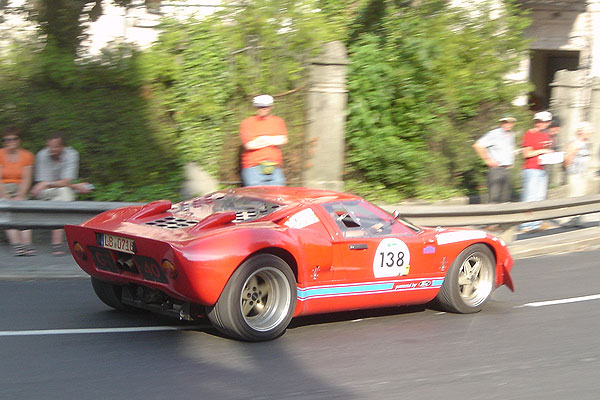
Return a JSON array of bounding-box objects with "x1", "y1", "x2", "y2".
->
[
  {"x1": 240, "y1": 95, "x2": 288, "y2": 186},
  {"x1": 520, "y1": 111, "x2": 555, "y2": 232}
]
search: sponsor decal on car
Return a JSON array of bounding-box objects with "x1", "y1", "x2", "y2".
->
[
  {"x1": 284, "y1": 208, "x2": 320, "y2": 229},
  {"x1": 423, "y1": 245, "x2": 436, "y2": 254}
]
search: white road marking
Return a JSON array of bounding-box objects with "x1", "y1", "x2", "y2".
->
[
  {"x1": 517, "y1": 294, "x2": 600, "y2": 308},
  {"x1": 0, "y1": 325, "x2": 203, "y2": 337}
]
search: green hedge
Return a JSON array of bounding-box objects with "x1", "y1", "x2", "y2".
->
[{"x1": 0, "y1": 44, "x2": 183, "y2": 202}]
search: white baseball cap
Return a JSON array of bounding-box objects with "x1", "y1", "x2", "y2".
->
[
  {"x1": 533, "y1": 111, "x2": 552, "y2": 122},
  {"x1": 252, "y1": 95, "x2": 274, "y2": 107}
]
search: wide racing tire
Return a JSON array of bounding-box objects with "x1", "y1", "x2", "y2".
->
[
  {"x1": 91, "y1": 277, "x2": 128, "y2": 311},
  {"x1": 435, "y1": 244, "x2": 496, "y2": 314},
  {"x1": 207, "y1": 254, "x2": 296, "y2": 341}
]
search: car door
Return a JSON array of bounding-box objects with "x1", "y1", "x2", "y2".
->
[{"x1": 321, "y1": 200, "x2": 425, "y2": 281}]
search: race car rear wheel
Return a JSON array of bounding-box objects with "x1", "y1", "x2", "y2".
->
[
  {"x1": 207, "y1": 254, "x2": 296, "y2": 341},
  {"x1": 435, "y1": 244, "x2": 495, "y2": 314},
  {"x1": 91, "y1": 277, "x2": 127, "y2": 310}
]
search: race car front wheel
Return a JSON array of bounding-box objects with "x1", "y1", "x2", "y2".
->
[
  {"x1": 435, "y1": 244, "x2": 496, "y2": 314},
  {"x1": 207, "y1": 254, "x2": 296, "y2": 341}
]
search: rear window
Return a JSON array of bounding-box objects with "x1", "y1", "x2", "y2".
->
[{"x1": 171, "y1": 192, "x2": 283, "y2": 223}]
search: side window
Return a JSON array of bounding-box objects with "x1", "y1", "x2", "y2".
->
[{"x1": 323, "y1": 201, "x2": 391, "y2": 238}]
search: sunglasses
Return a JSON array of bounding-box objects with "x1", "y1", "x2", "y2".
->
[{"x1": 3, "y1": 137, "x2": 19, "y2": 142}]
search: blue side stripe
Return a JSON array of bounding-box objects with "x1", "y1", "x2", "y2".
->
[
  {"x1": 297, "y1": 278, "x2": 444, "y2": 301},
  {"x1": 297, "y1": 283, "x2": 394, "y2": 299}
]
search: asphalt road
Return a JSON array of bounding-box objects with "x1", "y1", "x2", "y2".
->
[{"x1": 1, "y1": 250, "x2": 600, "y2": 400}]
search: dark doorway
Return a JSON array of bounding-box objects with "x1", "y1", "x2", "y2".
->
[{"x1": 528, "y1": 50, "x2": 580, "y2": 110}]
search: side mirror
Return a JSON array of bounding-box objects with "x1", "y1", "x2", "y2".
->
[{"x1": 392, "y1": 210, "x2": 400, "y2": 220}]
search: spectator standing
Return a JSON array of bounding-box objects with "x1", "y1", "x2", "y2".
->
[
  {"x1": 548, "y1": 116, "x2": 561, "y2": 150},
  {"x1": 240, "y1": 95, "x2": 288, "y2": 186},
  {"x1": 30, "y1": 132, "x2": 91, "y2": 256},
  {"x1": 545, "y1": 116, "x2": 562, "y2": 186},
  {"x1": 563, "y1": 122, "x2": 594, "y2": 226},
  {"x1": 0, "y1": 127, "x2": 36, "y2": 256},
  {"x1": 520, "y1": 111, "x2": 555, "y2": 232},
  {"x1": 473, "y1": 116, "x2": 516, "y2": 203}
]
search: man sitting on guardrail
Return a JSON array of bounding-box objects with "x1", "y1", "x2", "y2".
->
[{"x1": 30, "y1": 132, "x2": 93, "y2": 256}]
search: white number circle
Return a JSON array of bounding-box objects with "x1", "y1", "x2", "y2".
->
[{"x1": 373, "y1": 238, "x2": 411, "y2": 278}]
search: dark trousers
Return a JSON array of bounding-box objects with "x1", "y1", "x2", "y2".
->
[{"x1": 488, "y1": 167, "x2": 511, "y2": 203}]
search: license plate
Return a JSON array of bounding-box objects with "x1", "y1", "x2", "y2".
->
[{"x1": 100, "y1": 233, "x2": 135, "y2": 254}]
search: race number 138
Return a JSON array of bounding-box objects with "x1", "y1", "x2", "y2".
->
[
  {"x1": 373, "y1": 238, "x2": 410, "y2": 278},
  {"x1": 379, "y1": 251, "x2": 405, "y2": 268}
]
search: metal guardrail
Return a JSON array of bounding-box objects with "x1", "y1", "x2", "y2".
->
[
  {"x1": 0, "y1": 200, "x2": 141, "y2": 229},
  {"x1": 385, "y1": 194, "x2": 600, "y2": 227},
  {"x1": 1, "y1": 195, "x2": 599, "y2": 239}
]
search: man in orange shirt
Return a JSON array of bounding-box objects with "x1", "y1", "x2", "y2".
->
[{"x1": 240, "y1": 95, "x2": 288, "y2": 186}]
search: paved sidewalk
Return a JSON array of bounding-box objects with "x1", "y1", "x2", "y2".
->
[
  {"x1": 1, "y1": 219, "x2": 599, "y2": 279},
  {"x1": 0, "y1": 242, "x2": 87, "y2": 279}
]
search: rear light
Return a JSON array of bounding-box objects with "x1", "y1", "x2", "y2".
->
[
  {"x1": 73, "y1": 242, "x2": 87, "y2": 260},
  {"x1": 161, "y1": 260, "x2": 178, "y2": 280}
]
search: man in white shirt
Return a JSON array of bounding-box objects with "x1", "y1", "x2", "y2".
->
[
  {"x1": 31, "y1": 132, "x2": 91, "y2": 255},
  {"x1": 473, "y1": 116, "x2": 516, "y2": 203}
]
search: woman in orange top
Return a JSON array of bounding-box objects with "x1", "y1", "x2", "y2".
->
[{"x1": 0, "y1": 127, "x2": 35, "y2": 256}]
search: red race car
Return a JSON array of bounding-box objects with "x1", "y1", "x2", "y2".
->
[{"x1": 65, "y1": 187, "x2": 514, "y2": 341}]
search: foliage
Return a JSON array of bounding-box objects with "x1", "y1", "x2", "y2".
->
[
  {"x1": 1, "y1": 0, "x2": 533, "y2": 203},
  {"x1": 0, "y1": 42, "x2": 183, "y2": 202},
  {"x1": 1, "y1": 0, "x2": 338, "y2": 200},
  {"x1": 140, "y1": 1, "x2": 337, "y2": 185},
  {"x1": 344, "y1": 0, "x2": 531, "y2": 200},
  {"x1": 21, "y1": 0, "x2": 156, "y2": 54}
]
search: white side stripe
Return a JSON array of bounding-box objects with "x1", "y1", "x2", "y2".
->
[
  {"x1": 517, "y1": 294, "x2": 600, "y2": 308},
  {"x1": 0, "y1": 325, "x2": 202, "y2": 337}
]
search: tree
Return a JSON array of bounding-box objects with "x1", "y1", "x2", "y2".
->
[
  {"x1": 343, "y1": 0, "x2": 531, "y2": 199},
  {"x1": 141, "y1": 0, "x2": 338, "y2": 184},
  {"x1": 2, "y1": 0, "x2": 161, "y2": 54}
]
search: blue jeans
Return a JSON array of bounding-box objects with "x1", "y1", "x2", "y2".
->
[
  {"x1": 241, "y1": 165, "x2": 286, "y2": 187},
  {"x1": 520, "y1": 168, "x2": 548, "y2": 230}
]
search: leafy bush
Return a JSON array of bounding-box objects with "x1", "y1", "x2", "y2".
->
[
  {"x1": 0, "y1": 42, "x2": 183, "y2": 202},
  {"x1": 344, "y1": 0, "x2": 531, "y2": 200},
  {"x1": 1, "y1": 0, "x2": 532, "y2": 203},
  {"x1": 139, "y1": 3, "x2": 336, "y2": 186}
]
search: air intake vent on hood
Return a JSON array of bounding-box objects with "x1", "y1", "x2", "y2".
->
[{"x1": 145, "y1": 216, "x2": 198, "y2": 229}]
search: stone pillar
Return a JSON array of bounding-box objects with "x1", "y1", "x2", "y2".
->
[
  {"x1": 588, "y1": 0, "x2": 600, "y2": 78},
  {"x1": 587, "y1": 0, "x2": 600, "y2": 193},
  {"x1": 551, "y1": 70, "x2": 588, "y2": 143},
  {"x1": 549, "y1": 70, "x2": 587, "y2": 186},
  {"x1": 302, "y1": 41, "x2": 349, "y2": 191},
  {"x1": 589, "y1": 77, "x2": 600, "y2": 193}
]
